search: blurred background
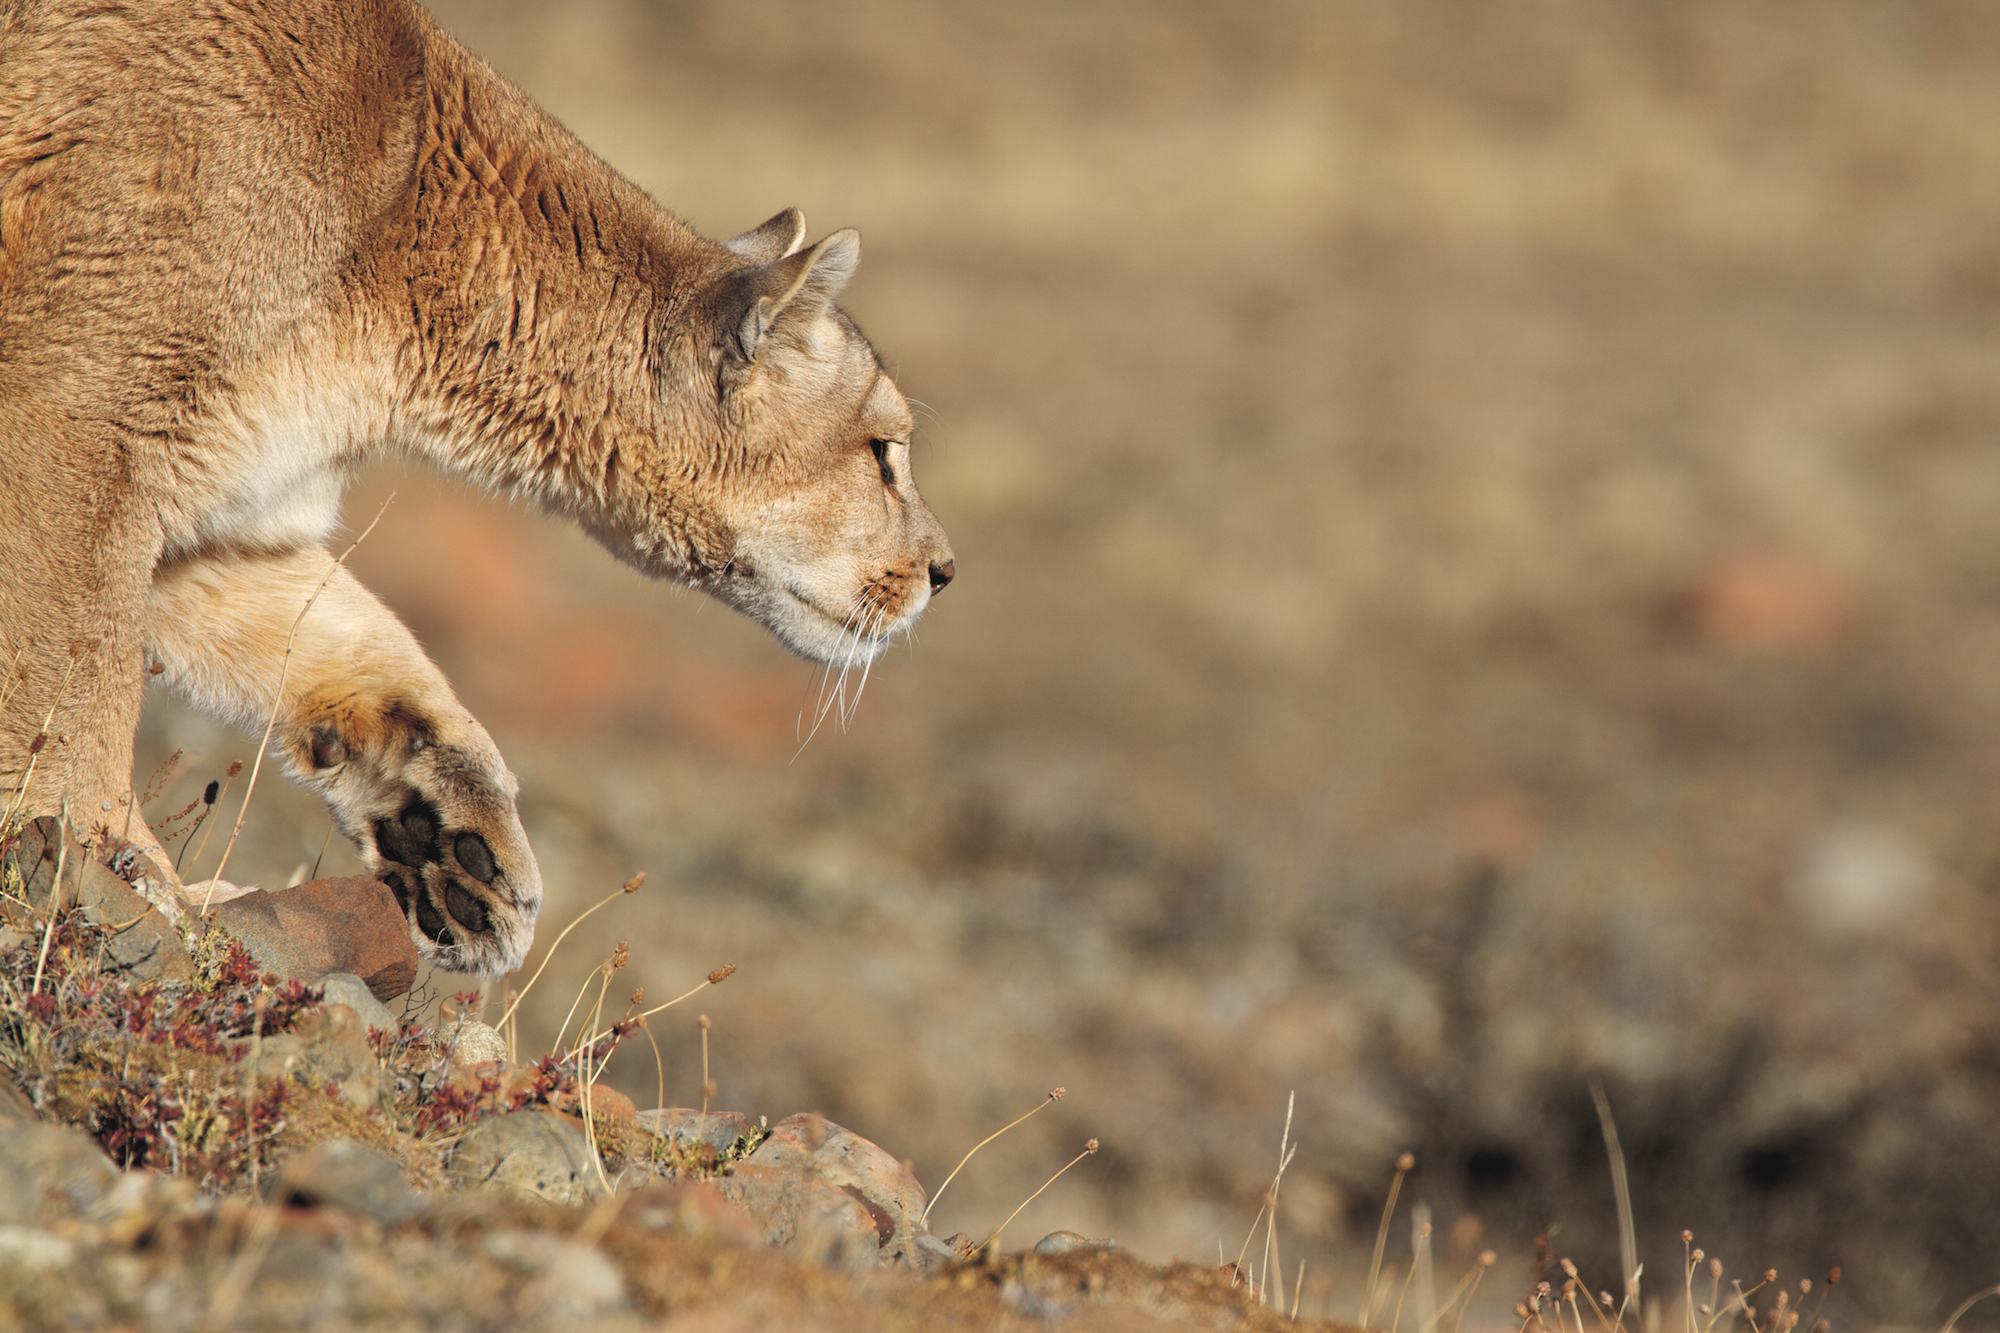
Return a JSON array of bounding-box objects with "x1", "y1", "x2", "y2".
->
[{"x1": 137, "y1": 0, "x2": 2000, "y2": 1323}]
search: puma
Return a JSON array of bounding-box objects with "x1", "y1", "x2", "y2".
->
[{"x1": 0, "y1": 0, "x2": 955, "y2": 975}]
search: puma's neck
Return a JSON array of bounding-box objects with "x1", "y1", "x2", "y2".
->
[{"x1": 383, "y1": 28, "x2": 727, "y2": 573}]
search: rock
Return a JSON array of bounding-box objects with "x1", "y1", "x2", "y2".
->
[
  {"x1": 251, "y1": 1003, "x2": 382, "y2": 1106},
  {"x1": 715, "y1": 1162, "x2": 882, "y2": 1270},
  {"x1": 266, "y1": 1139, "x2": 418, "y2": 1224},
  {"x1": 1035, "y1": 1230, "x2": 1117, "y2": 1255},
  {"x1": 209, "y1": 875, "x2": 419, "y2": 1001},
  {"x1": 0, "y1": 1080, "x2": 39, "y2": 1126},
  {"x1": 0, "y1": 1121, "x2": 119, "y2": 1225},
  {"x1": 620, "y1": 1180, "x2": 760, "y2": 1245},
  {"x1": 915, "y1": 1233, "x2": 966, "y2": 1268},
  {"x1": 444, "y1": 1017, "x2": 508, "y2": 1068},
  {"x1": 449, "y1": 1112, "x2": 603, "y2": 1205},
  {"x1": 316, "y1": 972, "x2": 399, "y2": 1034},
  {"x1": 747, "y1": 1112, "x2": 931, "y2": 1267},
  {"x1": 636, "y1": 1108, "x2": 753, "y2": 1156},
  {"x1": 577, "y1": 1083, "x2": 637, "y2": 1122},
  {"x1": 483, "y1": 1230, "x2": 628, "y2": 1316},
  {"x1": 3, "y1": 818, "x2": 191, "y2": 983}
]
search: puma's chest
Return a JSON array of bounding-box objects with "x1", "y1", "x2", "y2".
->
[{"x1": 158, "y1": 357, "x2": 393, "y2": 561}]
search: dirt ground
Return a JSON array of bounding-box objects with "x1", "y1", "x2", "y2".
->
[{"x1": 135, "y1": 0, "x2": 2000, "y2": 1324}]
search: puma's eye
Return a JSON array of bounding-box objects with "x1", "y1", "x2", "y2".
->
[{"x1": 868, "y1": 438, "x2": 897, "y2": 488}]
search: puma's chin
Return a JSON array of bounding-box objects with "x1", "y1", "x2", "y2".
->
[{"x1": 760, "y1": 582, "x2": 922, "y2": 664}]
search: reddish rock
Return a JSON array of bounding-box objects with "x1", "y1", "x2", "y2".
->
[
  {"x1": 749, "y1": 1113, "x2": 932, "y2": 1267},
  {"x1": 621, "y1": 1179, "x2": 760, "y2": 1245},
  {"x1": 210, "y1": 875, "x2": 419, "y2": 1000},
  {"x1": 715, "y1": 1162, "x2": 882, "y2": 1270},
  {"x1": 576, "y1": 1084, "x2": 637, "y2": 1122}
]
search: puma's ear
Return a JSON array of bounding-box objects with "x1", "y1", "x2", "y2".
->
[
  {"x1": 716, "y1": 229, "x2": 864, "y2": 368},
  {"x1": 724, "y1": 208, "x2": 808, "y2": 264}
]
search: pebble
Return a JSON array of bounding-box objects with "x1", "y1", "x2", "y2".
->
[
  {"x1": 316, "y1": 972, "x2": 399, "y2": 1034},
  {"x1": 1035, "y1": 1230, "x2": 1118, "y2": 1255},
  {"x1": 715, "y1": 1162, "x2": 882, "y2": 1270},
  {"x1": 266, "y1": 1139, "x2": 418, "y2": 1224},
  {"x1": 0, "y1": 1121, "x2": 119, "y2": 1225},
  {"x1": 443, "y1": 1017, "x2": 508, "y2": 1068},
  {"x1": 251, "y1": 1003, "x2": 382, "y2": 1106},
  {"x1": 483, "y1": 1230, "x2": 628, "y2": 1316}
]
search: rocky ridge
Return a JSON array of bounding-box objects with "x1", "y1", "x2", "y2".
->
[{"x1": 0, "y1": 818, "x2": 1333, "y2": 1331}]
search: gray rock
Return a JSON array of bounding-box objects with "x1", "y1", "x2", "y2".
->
[
  {"x1": 483, "y1": 1230, "x2": 628, "y2": 1315},
  {"x1": 0, "y1": 1122, "x2": 119, "y2": 1225},
  {"x1": 449, "y1": 1112, "x2": 604, "y2": 1205},
  {"x1": 314, "y1": 973, "x2": 398, "y2": 1034},
  {"x1": 3, "y1": 818, "x2": 190, "y2": 983},
  {"x1": 266, "y1": 1139, "x2": 418, "y2": 1224},
  {"x1": 251, "y1": 1003, "x2": 381, "y2": 1107},
  {"x1": 634, "y1": 1107, "x2": 753, "y2": 1156},
  {"x1": 1034, "y1": 1229, "x2": 1117, "y2": 1255}
]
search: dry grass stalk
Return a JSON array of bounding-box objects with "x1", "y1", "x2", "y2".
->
[
  {"x1": 1408, "y1": 1205, "x2": 1436, "y2": 1333},
  {"x1": 1361, "y1": 1151, "x2": 1416, "y2": 1327},
  {"x1": 918, "y1": 1086, "x2": 1066, "y2": 1228},
  {"x1": 199, "y1": 496, "x2": 392, "y2": 911},
  {"x1": 1434, "y1": 1250, "x2": 1498, "y2": 1333},
  {"x1": 699, "y1": 1013, "x2": 712, "y2": 1116},
  {"x1": 27, "y1": 820, "x2": 67, "y2": 996},
  {"x1": 1939, "y1": 1284, "x2": 2000, "y2": 1333},
  {"x1": 981, "y1": 1137, "x2": 1098, "y2": 1253},
  {"x1": 1590, "y1": 1079, "x2": 1641, "y2": 1315}
]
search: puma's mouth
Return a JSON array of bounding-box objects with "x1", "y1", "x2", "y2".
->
[{"x1": 776, "y1": 582, "x2": 926, "y2": 665}]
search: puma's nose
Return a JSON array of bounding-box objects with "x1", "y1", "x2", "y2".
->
[{"x1": 929, "y1": 560, "x2": 955, "y2": 592}]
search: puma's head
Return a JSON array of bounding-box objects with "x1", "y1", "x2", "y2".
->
[{"x1": 652, "y1": 209, "x2": 955, "y2": 666}]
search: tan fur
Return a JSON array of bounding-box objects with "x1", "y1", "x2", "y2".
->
[{"x1": 0, "y1": 0, "x2": 954, "y2": 974}]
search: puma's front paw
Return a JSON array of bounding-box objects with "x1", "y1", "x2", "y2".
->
[{"x1": 291, "y1": 695, "x2": 541, "y2": 977}]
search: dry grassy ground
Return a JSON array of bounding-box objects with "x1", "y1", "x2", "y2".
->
[{"x1": 135, "y1": 1, "x2": 2000, "y2": 1324}]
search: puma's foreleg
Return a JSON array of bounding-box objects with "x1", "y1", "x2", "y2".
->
[{"x1": 144, "y1": 547, "x2": 541, "y2": 975}]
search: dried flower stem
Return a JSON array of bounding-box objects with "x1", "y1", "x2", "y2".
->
[
  {"x1": 1361, "y1": 1152, "x2": 1416, "y2": 1327},
  {"x1": 982, "y1": 1138, "x2": 1098, "y2": 1253},
  {"x1": 1941, "y1": 1285, "x2": 2000, "y2": 1333},
  {"x1": 699, "y1": 1014, "x2": 712, "y2": 1116},
  {"x1": 578, "y1": 965, "x2": 733, "y2": 1047},
  {"x1": 919, "y1": 1086, "x2": 1067, "y2": 1227},
  {"x1": 493, "y1": 873, "x2": 645, "y2": 1034}
]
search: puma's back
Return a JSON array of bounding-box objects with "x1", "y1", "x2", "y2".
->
[{"x1": 0, "y1": 0, "x2": 425, "y2": 407}]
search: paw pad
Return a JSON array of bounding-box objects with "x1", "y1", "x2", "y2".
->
[{"x1": 371, "y1": 796, "x2": 505, "y2": 950}]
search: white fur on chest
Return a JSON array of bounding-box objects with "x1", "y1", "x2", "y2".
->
[{"x1": 163, "y1": 355, "x2": 391, "y2": 560}]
